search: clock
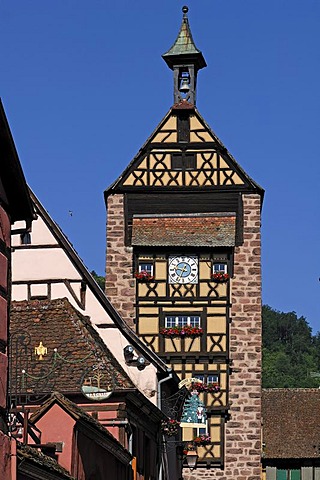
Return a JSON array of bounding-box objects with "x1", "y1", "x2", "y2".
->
[{"x1": 168, "y1": 256, "x2": 198, "y2": 284}]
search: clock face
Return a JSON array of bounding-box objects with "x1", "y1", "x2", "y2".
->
[{"x1": 168, "y1": 256, "x2": 198, "y2": 284}]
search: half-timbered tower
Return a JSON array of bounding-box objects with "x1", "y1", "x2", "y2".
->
[{"x1": 105, "y1": 7, "x2": 263, "y2": 479}]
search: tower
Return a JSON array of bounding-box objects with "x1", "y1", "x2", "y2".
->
[{"x1": 105, "y1": 7, "x2": 263, "y2": 479}]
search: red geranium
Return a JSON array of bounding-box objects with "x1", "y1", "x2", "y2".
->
[
  {"x1": 193, "y1": 434, "x2": 211, "y2": 446},
  {"x1": 161, "y1": 418, "x2": 180, "y2": 436},
  {"x1": 134, "y1": 270, "x2": 154, "y2": 282},
  {"x1": 211, "y1": 272, "x2": 229, "y2": 283},
  {"x1": 190, "y1": 382, "x2": 220, "y2": 393},
  {"x1": 160, "y1": 326, "x2": 203, "y2": 337}
]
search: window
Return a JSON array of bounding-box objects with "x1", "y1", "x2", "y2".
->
[
  {"x1": 196, "y1": 425, "x2": 207, "y2": 436},
  {"x1": 138, "y1": 262, "x2": 153, "y2": 276},
  {"x1": 20, "y1": 232, "x2": 31, "y2": 245},
  {"x1": 213, "y1": 263, "x2": 227, "y2": 274},
  {"x1": 194, "y1": 374, "x2": 219, "y2": 385},
  {"x1": 171, "y1": 153, "x2": 196, "y2": 170},
  {"x1": 276, "y1": 470, "x2": 300, "y2": 480},
  {"x1": 165, "y1": 315, "x2": 200, "y2": 328}
]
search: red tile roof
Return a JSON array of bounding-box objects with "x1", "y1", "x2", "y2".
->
[
  {"x1": 262, "y1": 389, "x2": 320, "y2": 459},
  {"x1": 171, "y1": 101, "x2": 194, "y2": 110},
  {"x1": 132, "y1": 214, "x2": 236, "y2": 247}
]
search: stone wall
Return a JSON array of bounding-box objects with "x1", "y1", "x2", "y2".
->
[
  {"x1": 105, "y1": 194, "x2": 135, "y2": 327},
  {"x1": 183, "y1": 193, "x2": 262, "y2": 480}
]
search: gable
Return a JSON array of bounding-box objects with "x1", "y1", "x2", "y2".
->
[{"x1": 106, "y1": 106, "x2": 262, "y2": 194}]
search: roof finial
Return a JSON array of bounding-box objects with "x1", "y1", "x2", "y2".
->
[{"x1": 182, "y1": 6, "x2": 189, "y2": 17}]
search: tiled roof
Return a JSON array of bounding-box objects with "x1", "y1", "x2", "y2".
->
[
  {"x1": 262, "y1": 389, "x2": 320, "y2": 459},
  {"x1": 132, "y1": 214, "x2": 236, "y2": 247},
  {"x1": 17, "y1": 443, "x2": 75, "y2": 479},
  {"x1": 172, "y1": 101, "x2": 194, "y2": 110},
  {"x1": 10, "y1": 298, "x2": 134, "y2": 397}
]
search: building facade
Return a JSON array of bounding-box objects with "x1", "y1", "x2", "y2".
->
[
  {"x1": 0, "y1": 100, "x2": 34, "y2": 480},
  {"x1": 105, "y1": 7, "x2": 263, "y2": 479}
]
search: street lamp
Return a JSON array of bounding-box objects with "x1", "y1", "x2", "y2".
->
[{"x1": 185, "y1": 449, "x2": 198, "y2": 470}]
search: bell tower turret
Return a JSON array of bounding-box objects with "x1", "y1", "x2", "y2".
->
[{"x1": 162, "y1": 6, "x2": 207, "y2": 105}]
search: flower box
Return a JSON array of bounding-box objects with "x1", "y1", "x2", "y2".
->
[
  {"x1": 134, "y1": 271, "x2": 154, "y2": 282},
  {"x1": 160, "y1": 326, "x2": 203, "y2": 337},
  {"x1": 193, "y1": 434, "x2": 211, "y2": 446},
  {"x1": 190, "y1": 382, "x2": 220, "y2": 393},
  {"x1": 161, "y1": 418, "x2": 180, "y2": 436},
  {"x1": 211, "y1": 272, "x2": 229, "y2": 283}
]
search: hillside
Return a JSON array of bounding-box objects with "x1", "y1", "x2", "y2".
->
[{"x1": 262, "y1": 305, "x2": 320, "y2": 388}]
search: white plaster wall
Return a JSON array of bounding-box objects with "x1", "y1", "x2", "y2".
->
[
  {"x1": 84, "y1": 289, "x2": 114, "y2": 325},
  {"x1": 12, "y1": 248, "x2": 80, "y2": 281},
  {"x1": 12, "y1": 217, "x2": 58, "y2": 247},
  {"x1": 98, "y1": 328, "x2": 158, "y2": 405},
  {"x1": 12, "y1": 284, "x2": 28, "y2": 301}
]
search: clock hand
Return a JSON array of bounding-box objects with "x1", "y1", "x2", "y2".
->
[{"x1": 177, "y1": 264, "x2": 187, "y2": 280}]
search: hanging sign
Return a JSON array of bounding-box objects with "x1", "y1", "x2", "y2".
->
[{"x1": 81, "y1": 367, "x2": 113, "y2": 401}]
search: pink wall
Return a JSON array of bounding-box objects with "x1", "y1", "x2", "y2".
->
[
  {"x1": 0, "y1": 431, "x2": 11, "y2": 480},
  {"x1": 33, "y1": 404, "x2": 75, "y2": 472},
  {"x1": 33, "y1": 402, "x2": 130, "y2": 480}
]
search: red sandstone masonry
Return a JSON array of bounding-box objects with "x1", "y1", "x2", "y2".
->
[
  {"x1": 226, "y1": 193, "x2": 262, "y2": 479},
  {"x1": 105, "y1": 194, "x2": 135, "y2": 327}
]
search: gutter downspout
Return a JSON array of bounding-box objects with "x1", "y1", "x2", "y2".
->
[{"x1": 157, "y1": 370, "x2": 173, "y2": 480}]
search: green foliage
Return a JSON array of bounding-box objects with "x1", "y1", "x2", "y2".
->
[
  {"x1": 91, "y1": 270, "x2": 105, "y2": 291},
  {"x1": 262, "y1": 305, "x2": 320, "y2": 388}
]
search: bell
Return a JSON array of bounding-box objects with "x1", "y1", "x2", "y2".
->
[{"x1": 179, "y1": 78, "x2": 190, "y2": 93}]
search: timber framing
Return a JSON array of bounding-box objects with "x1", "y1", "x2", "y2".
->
[{"x1": 104, "y1": 107, "x2": 264, "y2": 200}]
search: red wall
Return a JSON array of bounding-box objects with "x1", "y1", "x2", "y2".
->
[
  {"x1": 0, "y1": 205, "x2": 11, "y2": 480},
  {"x1": 33, "y1": 403, "x2": 130, "y2": 480},
  {"x1": 33, "y1": 404, "x2": 75, "y2": 472}
]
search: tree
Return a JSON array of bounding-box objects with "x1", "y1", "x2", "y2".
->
[
  {"x1": 91, "y1": 270, "x2": 105, "y2": 291},
  {"x1": 262, "y1": 305, "x2": 319, "y2": 388}
]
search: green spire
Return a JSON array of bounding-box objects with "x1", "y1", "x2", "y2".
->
[{"x1": 162, "y1": 6, "x2": 206, "y2": 71}]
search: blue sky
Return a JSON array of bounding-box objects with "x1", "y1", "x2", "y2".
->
[{"x1": 1, "y1": 1, "x2": 319, "y2": 331}]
